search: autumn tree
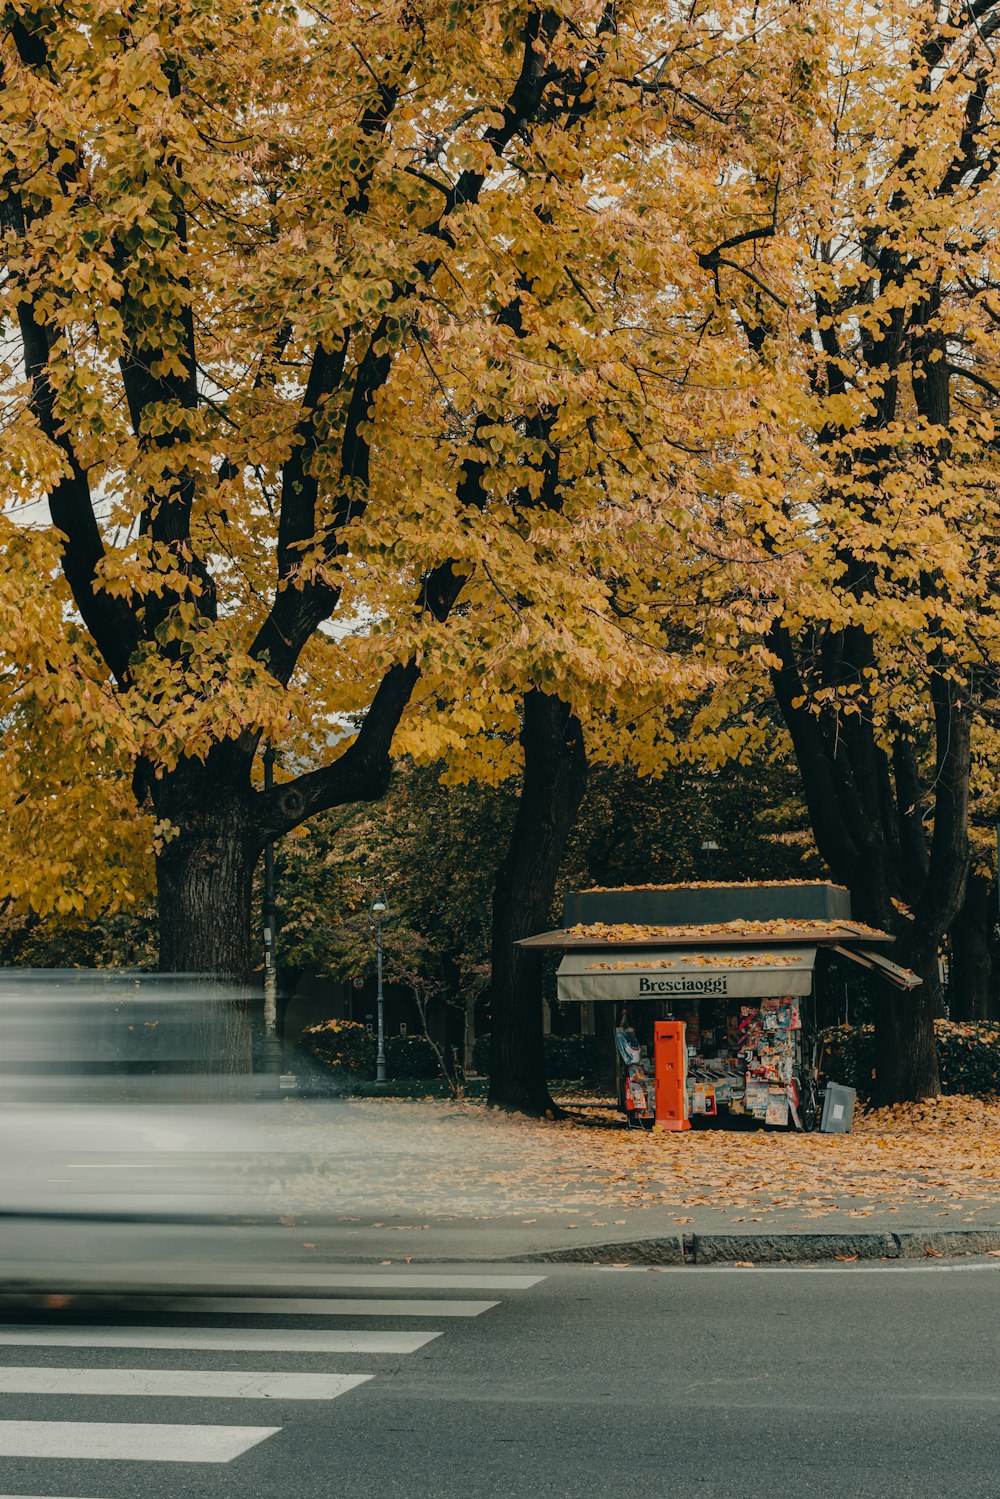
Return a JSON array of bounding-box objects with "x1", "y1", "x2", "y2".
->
[
  {"x1": 689, "y1": 0, "x2": 1000, "y2": 1100},
  {"x1": 0, "y1": 523, "x2": 154, "y2": 922},
  {"x1": 2, "y1": 1, "x2": 746, "y2": 980},
  {"x1": 406, "y1": 5, "x2": 817, "y2": 1113}
]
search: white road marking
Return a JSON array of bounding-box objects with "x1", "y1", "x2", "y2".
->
[
  {"x1": 0, "y1": 1327, "x2": 439, "y2": 1354},
  {"x1": 3, "y1": 1271, "x2": 545, "y2": 1292},
  {"x1": 217, "y1": 1273, "x2": 545, "y2": 1291},
  {"x1": 0, "y1": 1368, "x2": 373, "y2": 1400},
  {"x1": 158, "y1": 1296, "x2": 497, "y2": 1318},
  {"x1": 0, "y1": 1421, "x2": 277, "y2": 1462}
]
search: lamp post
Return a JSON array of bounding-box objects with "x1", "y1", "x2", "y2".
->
[
  {"x1": 371, "y1": 894, "x2": 388, "y2": 1083},
  {"x1": 260, "y1": 743, "x2": 282, "y2": 1090},
  {"x1": 263, "y1": 744, "x2": 277, "y2": 1035}
]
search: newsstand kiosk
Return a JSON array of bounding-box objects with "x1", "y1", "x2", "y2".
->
[{"x1": 518, "y1": 881, "x2": 920, "y2": 1132}]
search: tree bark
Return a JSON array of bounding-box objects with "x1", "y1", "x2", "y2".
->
[
  {"x1": 156, "y1": 815, "x2": 257, "y2": 981},
  {"x1": 147, "y1": 749, "x2": 260, "y2": 1077},
  {"x1": 873, "y1": 937, "x2": 941, "y2": 1103},
  {"x1": 769, "y1": 623, "x2": 969, "y2": 1103},
  {"x1": 488, "y1": 691, "x2": 587, "y2": 1116},
  {"x1": 950, "y1": 872, "x2": 994, "y2": 1022}
]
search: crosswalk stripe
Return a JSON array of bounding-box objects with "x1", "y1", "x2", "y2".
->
[
  {"x1": 243, "y1": 1273, "x2": 545, "y2": 1291},
  {"x1": 154, "y1": 1296, "x2": 497, "y2": 1318},
  {"x1": 0, "y1": 1269, "x2": 546, "y2": 1293},
  {"x1": 0, "y1": 1368, "x2": 373, "y2": 1400},
  {"x1": 0, "y1": 1327, "x2": 438, "y2": 1354},
  {"x1": 0, "y1": 1421, "x2": 278, "y2": 1462}
]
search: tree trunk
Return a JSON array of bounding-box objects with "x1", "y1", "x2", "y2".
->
[
  {"x1": 950, "y1": 872, "x2": 993, "y2": 1022},
  {"x1": 769, "y1": 623, "x2": 970, "y2": 1103},
  {"x1": 488, "y1": 691, "x2": 587, "y2": 1115},
  {"x1": 154, "y1": 789, "x2": 258, "y2": 1082},
  {"x1": 874, "y1": 938, "x2": 941, "y2": 1103},
  {"x1": 156, "y1": 815, "x2": 256, "y2": 980}
]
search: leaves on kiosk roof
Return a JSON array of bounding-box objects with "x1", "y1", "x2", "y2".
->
[
  {"x1": 586, "y1": 952, "x2": 805, "y2": 970},
  {"x1": 568, "y1": 919, "x2": 885, "y2": 945},
  {"x1": 579, "y1": 881, "x2": 847, "y2": 894}
]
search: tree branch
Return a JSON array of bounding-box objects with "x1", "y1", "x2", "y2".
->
[{"x1": 250, "y1": 7, "x2": 568, "y2": 684}]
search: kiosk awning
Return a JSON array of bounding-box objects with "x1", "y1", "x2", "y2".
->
[{"x1": 557, "y1": 947, "x2": 818, "y2": 1003}]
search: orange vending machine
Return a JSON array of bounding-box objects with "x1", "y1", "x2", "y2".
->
[{"x1": 653, "y1": 1020, "x2": 690, "y2": 1131}]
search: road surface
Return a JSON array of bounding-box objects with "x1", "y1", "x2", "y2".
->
[{"x1": 0, "y1": 1258, "x2": 998, "y2": 1497}]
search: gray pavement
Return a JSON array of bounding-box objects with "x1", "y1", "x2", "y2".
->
[
  {"x1": 5, "y1": 1091, "x2": 1000, "y2": 1281},
  {"x1": 4, "y1": 1209, "x2": 1000, "y2": 1308},
  {"x1": 1, "y1": 1259, "x2": 1000, "y2": 1497}
]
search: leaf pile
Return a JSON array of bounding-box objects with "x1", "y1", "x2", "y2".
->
[{"x1": 266, "y1": 1093, "x2": 1000, "y2": 1226}]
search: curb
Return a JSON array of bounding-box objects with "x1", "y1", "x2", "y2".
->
[{"x1": 529, "y1": 1226, "x2": 1000, "y2": 1266}]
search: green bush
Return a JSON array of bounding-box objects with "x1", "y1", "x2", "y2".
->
[
  {"x1": 299, "y1": 1021, "x2": 448, "y2": 1082},
  {"x1": 299, "y1": 1019, "x2": 376, "y2": 1076},
  {"x1": 385, "y1": 1033, "x2": 443, "y2": 1080},
  {"x1": 471, "y1": 1032, "x2": 603, "y2": 1080},
  {"x1": 820, "y1": 1020, "x2": 1000, "y2": 1098}
]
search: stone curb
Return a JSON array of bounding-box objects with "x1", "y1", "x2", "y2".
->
[
  {"x1": 530, "y1": 1236, "x2": 686, "y2": 1265},
  {"x1": 530, "y1": 1226, "x2": 1000, "y2": 1266}
]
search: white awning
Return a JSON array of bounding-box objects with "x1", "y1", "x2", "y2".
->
[{"x1": 556, "y1": 947, "x2": 817, "y2": 1003}]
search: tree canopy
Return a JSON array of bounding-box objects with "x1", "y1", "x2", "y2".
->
[{"x1": 4, "y1": 1, "x2": 1000, "y2": 1104}]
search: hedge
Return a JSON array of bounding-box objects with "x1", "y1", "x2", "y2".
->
[
  {"x1": 303, "y1": 1026, "x2": 605, "y2": 1082},
  {"x1": 820, "y1": 1020, "x2": 1000, "y2": 1098},
  {"x1": 299, "y1": 1019, "x2": 444, "y2": 1082},
  {"x1": 470, "y1": 1032, "x2": 603, "y2": 1081}
]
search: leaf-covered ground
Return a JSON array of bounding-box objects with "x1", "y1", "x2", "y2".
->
[{"x1": 275, "y1": 1093, "x2": 1000, "y2": 1226}]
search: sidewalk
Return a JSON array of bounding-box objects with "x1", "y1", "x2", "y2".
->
[
  {"x1": 264, "y1": 1091, "x2": 1000, "y2": 1263},
  {"x1": 4, "y1": 1091, "x2": 1000, "y2": 1279}
]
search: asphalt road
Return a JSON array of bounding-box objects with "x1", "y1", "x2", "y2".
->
[{"x1": 0, "y1": 1259, "x2": 998, "y2": 1498}]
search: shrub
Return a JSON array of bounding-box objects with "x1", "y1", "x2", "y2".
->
[
  {"x1": 299, "y1": 1018, "x2": 375, "y2": 1076},
  {"x1": 299, "y1": 1022, "x2": 449, "y2": 1082},
  {"x1": 471, "y1": 1032, "x2": 603, "y2": 1081},
  {"x1": 544, "y1": 1033, "x2": 603, "y2": 1080},
  {"x1": 385, "y1": 1033, "x2": 443, "y2": 1080},
  {"x1": 820, "y1": 1020, "x2": 1000, "y2": 1098}
]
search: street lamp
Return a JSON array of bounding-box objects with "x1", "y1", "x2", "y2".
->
[
  {"x1": 260, "y1": 742, "x2": 282, "y2": 1092},
  {"x1": 262, "y1": 744, "x2": 278, "y2": 1036},
  {"x1": 371, "y1": 894, "x2": 388, "y2": 1083}
]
